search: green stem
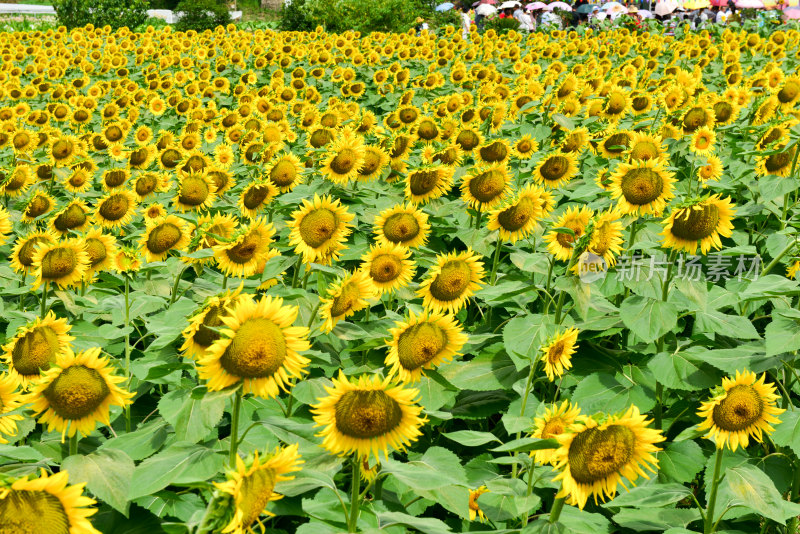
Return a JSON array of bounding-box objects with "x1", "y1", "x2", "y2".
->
[
  {"x1": 704, "y1": 448, "x2": 724, "y2": 534},
  {"x1": 68, "y1": 434, "x2": 78, "y2": 457},
  {"x1": 229, "y1": 389, "x2": 243, "y2": 466},
  {"x1": 512, "y1": 365, "x2": 536, "y2": 478},
  {"x1": 761, "y1": 239, "x2": 796, "y2": 277},
  {"x1": 124, "y1": 275, "x2": 132, "y2": 433},
  {"x1": 523, "y1": 463, "x2": 535, "y2": 526},
  {"x1": 285, "y1": 391, "x2": 295, "y2": 418},
  {"x1": 222, "y1": 276, "x2": 228, "y2": 290},
  {"x1": 302, "y1": 266, "x2": 313, "y2": 290},
  {"x1": 196, "y1": 493, "x2": 220, "y2": 534},
  {"x1": 788, "y1": 462, "x2": 800, "y2": 534},
  {"x1": 169, "y1": 266, "x2": 188, "y2": 305},
  {"x1": 474, "y1": 207, "x2": 482, "y2": 229},
  {"x1": 490, "y1": 239, "x2": 503, "y2": 285},
  {"x1": 291, "y1": 255, "x2": 303, "y2": 288},
  {"x1": 554, "y1": 249, "x2": 580, "y2": 324},
  {"x1": 40, "y1": 282, "x2": 48, "y2": 319},
  {"x1": 348, "y1": 457, "x2": 361, "y2": 533},
  {"x1": 549, "y1": 496, "x2": 565, "y2": 524}
]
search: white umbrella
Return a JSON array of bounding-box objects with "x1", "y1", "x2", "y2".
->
[
  {"x1": 499, "y1": 0, "x2": 521, "y2": 8},
  {"x1": 601, "y1": 1, "x2": 625, "y2": 9},
  {"x1": 654, "y1": 0, "x2": 678, "y2": 14},
  {"x1": 546, "y1": 1, "x2": 573, "y2": 9},
  {"x1": 638, "y1": 8, "x2": 654, "y2": 16},
  {"x1": 475, "y1": 3, "x2": 498, "y2": 15}
]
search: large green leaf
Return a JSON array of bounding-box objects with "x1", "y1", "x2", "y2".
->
[
  {"x1": 619, "y1": 296, "x2": 678, "y2": 344},
  {"x1": 771, "y1": 408, "x2": 800, "y2": 456},
  {"x1": 443, "y1": 430, "x2": 501, "y2": 447},
  {"x1": 646, "y1": 351, "x2": 718, "y2": 391},
  {"x1": 128, "y1": 443, "x2": 223, "y2": 500},
  {"x1": 157, "y1": 386, "x2": 231, "y2": 443},
  {"x1": 657, "y1": 440, "x2": 707, "y2": 484},
  {"x1": 604, "y1": 483, "x2": 691, "y2": 508},
  {"x1": 382, "y1": 447, "x2": 467, "y2": 491},
  {"x1": 99, "y1": 419, "x2": 169, "y2": 461},
  {"x1": 716, "y1": 464, "x2": 800, "y2": 525},
  {"x1": 571, "y1": 372, "x2": 656, "y2": 414},
  {"x1": 62, "y1": 449, "x2": 135, "y2": 515},
  {"x1": 438, "y1": 349, "x2": 519, "y2": 391},
  {"x1": 765, "y1": 309, "x2": 800, "y2": 356}
]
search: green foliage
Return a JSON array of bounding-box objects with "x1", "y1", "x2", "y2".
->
[
  {"x1": 484, "y1": 16, "x2": 519, "y2": 35},
  {"x1": 174, "y1": 0, "x2": 232, "y2": 32},
  {"x1": 53, "y1": 0, "x2": 149, "y2": 29},
  {"x1": 281, "y1": 0, "x2": 431, "y2": 33},
  {"x1": 279, "y1": 0, "x2": 316, "y2": 32}
]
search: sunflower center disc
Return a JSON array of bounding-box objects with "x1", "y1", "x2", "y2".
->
[
  {"x1": 26, "y1": 196, "x2": 50, "y2": 218},
  {"x1": 620, "y1": 168, "x2": 664, "y2": 205},
  {"x1": 541, "y1": 418, "x2": 566, "y2": 439},
  {"x1": 632, "y1": 96, "x2": 649, "y2": 111},
  {"x1": 498, "y1": 197, "x2": 536, "y2": 231},
  {"x1": 147, "y1": 223, "x2": 182, "y2": 254},
  {"x1": 479, "y1": 142, "x2": 508, "y2": 163},
  {"x1": 456, "y1": 130, "x2": 480, "y2": 151},
  {"x1": 383, "y1": 213, "x2": 420, "y2": 244},
  {"x1": 271, "y1": 161, "x2": 297, "y2": 187},
  {"x1": 603, "y1": 133, "x2": 630, "y2": 154},
  {"x1": 712, "y1": 385, "x2": 764, "y2": 431},
  {"x1": 135, "y1": 175, "x2": 157, "y2": 196},
  {"x1": 220, "y1": 318, "x2": 287, "y2": 378},
  {"x1": 330, "y1": 149, "x2": 358, "y2": 174},
  {"x1": 179, "y1": 177, "x2": 209, "y2": 206},
  {"x1": 409, "y1": 170, "x2": 441, "y2": 196},
  {"x1": 370, "y1": 254, "x2": 402, "y2": 283},
  {"x1": 0, "y1": 489, "x2": 70, "y2": 534},
  {"x1": 226, "y1": 234, "x2": 261, "y2": 264},
  {"x1": 334, "y1": 390, "x2": 403, "y2": 439},
  {"x1": 161, "y1": 149, "x2": 181, "y2": 168},
  {"x1": 434, "y1": 148, "x2": 457, "y2": 165},
  {"x1": 19, "y1": 237, "x2": 49, "y2": 267},
  {"x1": 105, "y1": 170, "x2": 127, "y2": 188},
  {"x1": 99, "y1": 194, "x2": 130, "y2": 221},
  {"x1": 194, "y1": 305, "x2": 223, "y2": 348},
  {"x1": 12, "y1": 326, "x2": 60, "y2": 376},
  {"x1": 399, "y1": 109, "x2": 418, "y2": 123},
  {"x1": 238, "y1": 468, "x2": 277, "y2": 529},
  {"x1": 568, "y1": 425, "x2": 636, "y2": 484},
  {"x1": 713, "y1": 102, "x2": 732, "y2": 123},
  {"x1": 41, "y1": 248, "x2": 78, "y2": 279},
  {"x1": 44, "y1": 365, "x2": 111, "y2": 420},
  {"x1": 630, "y1": 142, "x2": 659, "y2": 161},
  {"x1": 397, "y1": 322, "x2": 448, "y2": 370},
  {"x1": 556, "y1": 226, "x2": 581, "y2": 248},
  {"x1": 360, "y1": 151, "x2": 381, "y2": 175},
  {"x1": 299, "y1": 208, "x2": 337, "y2": 248},
  {"x1": 540, "y1": 156, "x2": 570, "y2": 181},
  {"x1": 184, "y1": 155, "x2": 206, "y2": 173},
  {"x1": 418, "y1": 121, "x2": 437, "y2": 140},
  {"x1": 670, "y1": 204, "x2": 720, "y2": 241},
  {"x1": 310, "y1": 129, "x2": 333, "y2": 148},
  {"x1": 778, "y1": 82, "x2": 799, "y2": 103},
  {"x1": 329, "y1": 281, "x2": 361, "y2": 318},
  {"x1": 517, "y1": 140, "x2": 533, "y2": 154},
  {"x1": 429, "y1": 260, "x2": 471, "y2": 302},
  {"x1": 765, "y1": 148, "x2": 794, "y2": 174},
  {"x1": 52, "y1": 140, "x2": 73, "y2": 160},
  {"x1": 682, "y1": 108, "x2": 707, "y2": 132},
  {"x1": 54, "y1": 205, "x2": 86, "y2": 231},
  {"x1": 605, "y1": 94, "x2": 627, "y2": 115},
  {"x1": 469, "y1": 170, "x2": 505, "y2": 202},
  {"x1": 85, "y1": 238, "x2": 107, "y2": 267},
  {"x1": 547, "y1": 341, "x2": 565, "y2": 363},
  {"x1": 243, "y1": 186, "x2": 270, "y2": 210},
  {"x1": 130, "y1": 148, "x2": 148, "y2": 166}
]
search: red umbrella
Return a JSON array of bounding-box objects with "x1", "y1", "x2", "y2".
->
[
  {"x1": 481, "y1": 0, "x2": 498, "y2": 4},
  {"x1": 710, "y1": 0, "x2": 727, "y2": 5}
]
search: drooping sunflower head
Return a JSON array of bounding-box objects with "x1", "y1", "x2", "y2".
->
[
  {"x1": 22, "y1": 190, "x2": 55, "y2": 223},
  {"x1": 385, "y1": 310, "x2": 468, "y2": 383},
  {"x1": 133, "y1": 172, "x2": 169, "y2": 200},
  {"x1": 287, "y1": 194, "x2": 354, "y2": 265},
  {"x1": 82, "y1": 228, "x2": 119, "y2": 277},
  {"x1": 682, "y1": 105, "x2": 714, "y2": 133},
  {"x1": 533, "y1": 151, "x2": 578, "y2": 189},
  {"x1": 3, "y1": 312, "x2": 74, "y2": 389},
  {"x1": 627, "y1": 132, "x2": 666, "y2": 163},
  {"x1": 697, "y1": 370, "x2": 785, "y2": 451},
  {"x1": 28, "y1": 347, "x2": 133, "y2": 439},
  {"x1": 356, "y1": 146, "x2": 391, "y2": 182},
  {"x1": 2, "y1": 166, "x2": 33, "y2": 197},
  {"x1": 140, "y1": 214, "x2": 190, "y2": 263},
  {"x1": 559, "y1": 127, "x2": 590, "y2": 155},
  {"x1": 551, "y1": 405, "x2": 665, "y2": 509},
  {"x1": 531, "y1": 400, "x2": 584, "y2": 465},
  {"x1": 476, "y1": 139, "x2": 511, "y2": 165},
  {"x1": 756, "y1": 145, "x2": 796, "y2": 178},
  {"x1": 0, "y1": 469, "x2": 100, "y2": 534},
  {"x1": 544, "y1": 205, "x2": 594, "y2": 262},
  {"x1": 213, "y1": 218, "x2": 278, "y2": 278},
  {"x1": 311, "y1": 371, "x2": 426, "y2": 462},
  {"x1": 461, "y1": 164, "x2": 511, "y2": 209},
  {"x1": 196, "y1": 294, "x2": 311, "y2": 398},
  {"x1": 320, "y1": 270, "x2": 374, "y2": 333},
  {"x1": 31, "y1": 238, "x2": 90, "y2": 290},
  {"x1": 373, "y1": 203, "x2": 430, "y2": 249},
  {"x1": 238, "y1": 181, "x2": 279, "y2": 219},
  {"x1": 50, "y1": 199, "x2": 90, "y2": 236},
  {"x1": 403, "y1": 165, "x2": 455, "y2": 205},
  {"x1": 181, "y1": 286, "x2": 245, "y2": 359},
  {"x1": 597, "y1": 130, "x2": 632, "y2": 159},
  {"x1": 417, "y1": 248, "x2": 485, "y2": 315},
  {"x1": 540, "y1": 327, "x2": 579, "y2": 382},
  {"x1": 93, "y1": 189, "x2": 138, "y2": 229},
  {"x1": 487, "y1": 184, "x2": 551, "y2": 243},
  {"x1": 661, "y1": 195, "x2": 736, "y2": 255},
  {"x1": 101, "y1": 168, "x2": 130, "y2": 190},
  {"x1": 468, "y1": 486, "x2": 489, "y2": 522},
  {"x1": 609, "y1": 159, "x2": 675, "y2": 216},
  {"x1": 214, "y1": 445, "x2": 303, "y2": 533}
]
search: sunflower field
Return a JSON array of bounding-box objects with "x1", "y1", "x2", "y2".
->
[{"x1": 0, "y1": 19, "x2": 799, "y2": 534}]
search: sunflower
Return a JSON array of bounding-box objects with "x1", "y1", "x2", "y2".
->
[
  {"x1": 207, "y1": 167, "x2": 235, "y2": 196},
  {"x1": 63, "y1": 168, "x2": 92, "y2": 194},
  {"x1": 266, "y1": 153, "x2": 304, "y2": 192},
  {"x1": 531, "y1": 401, "x2": 584, "y2": 466},
  {"x1": 601, "y1": 86, "x2": 631, "y2": 121},
  {"x1": 49, "y1": 134, "x2": 83, "y2": 167},
  {"x1": 238, "y1": 181, "x2": 279, "y2": 219},
  {"x1": 756, "y1": 145, "x2": 795, "y2": 177},
  {"x1": 690, "y1": 126, "x2": 716, "y2": 156},
  {"x1": 468, "y1": 487, "x2": 489, "y2": 522},
  {"x1": 181, "y1": 287, "x2": 245, "y2": 359},
  {"x1": 31, "y1": 238, "x2": 90, "y2": 290},
  {"x1": 697, "y1": 370, "x2": 785, "y2": 452},
  {"x1": 776, "y1": 75, "x2": 800, "y2": 109},
  {"x1": 698, "y1": 155, "x2": 724, "y2": 182},
  {"x1": 101, "y1": 168, "x2": 130, "y2": 190},
  {"x1": 185, "y1": 213, "x2": 239, "y2": 264},
  {"x1": 787, "y1": 260, "x2": 799, "y2": 280},
  {"x1": 113, "y1": 247, "x2": 142, "y2": 273},
  {"x1": 196, "y1": 294, "x2": 311, "y2": 398},
  {"x1": 545, "y1": 206, "x2": 593, "y2": 261},
  {"x1": 417, "y1": 249, "x2": 485, "y2": 314},
  {"x1": 142, "y1": 203, "x2": 167, "y2": 221},
  {"x1": 28, "y1": 347, "x2": 133, "y2": 439},
  {"x1": 597, "y1": 130, "x2": 632, "y2": 159},
  {"x1": 311, "y1": 371, "x2": 425, "y2": 462},
  {"x1": 214, "y1": 218, "x2": 279, "y2": 278},
  {"x1": 22, "y1": 190, "x2": 55, "y2": 223},
  {"x1": 82, "y1": 228, "x2": 118, "y2": 276},
  {"x1": 140, "y1": 214, "x2": 190, "y2": 263},
  {"x1": 319, "y1": 271, "x2": 374, "y2": 333},
  {"x1": 173, "y1": 171, "x2": 217, "y2": 213},
  {"x1": 373, "y1": 203, "x2": 430, "y2": 249},
  {"x1": 2, "y1": 166, "x2": 33, "y2": 197},
  {"x1": 215, "y1": 445, "x2": 303, "y2": 534},
  {"x1": 533, "y1": 151, "x2": 578, "y2": 189},
  {"x1": 627, "y1": 131, "x2": 667, "y2": 163},
  {"x1": 541, "y1": 328, "x2": 579, "y2": 382},
  {"x1": 0, "y1": 207, "x2": 11, "y2": 246},
  {"x1": 513, "y1": 135, "x2": 540, "y2": 159},
  {"x1": 609, "y1": 159, "x2": 675, "y2": 216},
  {"x1": 357, "y1": 146, "x2": 391, "y2": 182},
  {"x1": 488, "y1": 184, "x2": 552, "y2": 243},
  {"x1": 0, "y1": 469, "x2": 100, "y2": 534},
  {"x1": 586, "y1": 209, "x2": 625, "y2": 268},
  {"x1": 3, "y1": 312, "x2": 73, "y2": 389},
  {"x1": 320, "y1": 130, "x2": 366, "y2": 185},
  {"x1": 559, "y1": 127, "x2": 590, "y2": 154},
  {"x1": 93, "y1": 189, "x2": 137, "y2": 229},
  {"x1": 551, "y1": 405, "x2": 665, "y2": 509},
  {"x1": 360, "y1": 243, "x2": 415, "y2": 296},
  {"x1": 682, "y1": 105, "x2": 715, "y2": 133},
  {"x1": 51, "y1": 199, "x2": 90, "y2": 235},
  {"x1": 133, "y1": 171, "x2": 169, "y2": 200},
  {"x1": 10, "y1": 230, "x2": 57, "y2": 275},
  {"x1": 384, "y1": 310, "x2": 468, "y2": 383},
  {"x1": 0, "y1": 373, "x2": 24, "y2": 443},
  {"x1": 476, "y1": 139, "x2": 511, "y2": 165},
  {"x1": 461, "y1": 164, "x2": 511, "y2": 210},
  {"x1": 286, "y1": 195, "x2": 354, "y2": 265},
  {"x1": 661, "y1": 195, "x2": 736, "y2": 255},
  {"x1": 404, "y1": 165, "x2": 455, "y2": 205}
]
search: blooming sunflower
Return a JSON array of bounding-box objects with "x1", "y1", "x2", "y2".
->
[
  {"x1": 113, "y1": 247, "x2": 142, "y2": 273},
  {"x1": 50, "y1": 199, "x2": 90, "y2": 236},
  {"x1": 266, "y1": 153, "x2": 304, "y2": 193},
  {"x1": 311, "y1": 371, "x2": 425, "y2": 462},
  {"x1": 357, "y1": 146, "x2": 391, "y2": 182},
  {"x1": 22, "y1": 190, "x2": 55, "y2": 223},
  {"x1": 756, "y1": 145, "x2": 795, "y2": 177},
  {"x1": 2, "y1": 166, "x2": 33, "y2": 197},
  {"x1": 690, "y1": 126, "x2": 716, "y2": 156},
  {"x1": 609, "y1": 159, "x2": 675, "y2": 216},
  {"x1": 215, "y1": 445, "x2": 303, "y2": 534},
  {"x1": 531, "y1": 401, "x2": 584, "y2": 465},
  {"x1": 461, "y1": 164, "x2": 511, "y2": 210},
  {"x1": 181, "y1": 286, "x2": 244, "y2": 359},
  {"x1": 238, "y1": 181, "x2": 279, "y2": 219},
  {"x1": 533, "y1": 151, "x2": 578, "y2": 189},
  {"x1": 513, "y1": 135, "x2": 540, "y2": 159},
  {"x1": 173, "y1": 171, "x2": 217, "y2": 213},
  {"x1": 2, "y1": 312, "x2": 73, "y2": 389},
  {"x1": 545, "y1": 206, "x2": 593, "y2": 261},
  {"x1": 0, "y1": 469, "x2": 100, "y2": 534},
  {"x1": 140, "y1": 214, "x2": 190, "y2": 263},
  {"x1": 696, "y1": 370, "x2": 785, "y2": 451},
  {"x1": 698, "y1": 156, "x2": 724, "y2": 183},
  {"x1": 0, "y1": 373, "x2": 25, "y2": 443},
  {"x1": 286, "y1": 194, "x2": 354, "y2": 265},
  {"x1": 417, "y1": 249, "x2": 485, "y2": 314},
  {"x1": 487, "y1": 184, "x2": 552, "y2": 243},
  {"x1": 373, "y1": 203, "x2": 430, "y2": 249},
  {"x1": 319, "y1": 270, "x2": 374, "y2": 333},
  {"x1": 559, "y1": 127, "x2": 590, "y2": 155},
  {"x1": 597, "y1": 130, "x2": 632, "y2": 159},
  {"x1": 31, "y1": 238, "x2": 90, "y2": 290},
  {"x1": 468, "y1": 486, "x2": 489, "y2": 522},
  {"x1": 133, "y1": 172, "x2": 169, "y2": 200},
  {"x1": 360, "y1": 243, "x2": 415, "y2": 296},
  {"x1": 11, "y1": 230, "x2": 57, "y2": 275},
  {"x1": 214, "y1": 218, "x2": 279, "y2": 278},
  {"x1": 83, "y1": 228, "x2": 118, "y2": 277},
  {"x1": 586, "y1": 209, "x2": 625, "y2": 268},
  {"x1": 405, "y1": 165, "x2": 455, "y2": 205},
  {"x1": 93, "y1": 189, "x2": 138, "y2": 229},
  {"x1": 661, "y1": 195, "x2": 736, "y2": 255},
  {"x1": 551, "y1": 405, "x2": 665, "y2": 509},
  {"x1": 320, "y1": 130, "x2": 366, "y2": 185},
  {"x1": 185, "y1": 213, "x2": 239, "y2": 265},
  {"x1": 384, "y1": 310, "x2": 468, "y2": 383},
  {"x1": 28, "y1": 347, "x2": 133, "y2": 439},
  {"x1": 541, "y1": 327, "x2": 579, "y2": 382},
  {"x1": 196, "y1": 294, "x2": 311, "y2": 398},
  {"x1": 627, "y1": 132, "x2": 667, "y2": 163},
  {"x1": 476, "y1": 139, "x2": 512, "y2": 165}
]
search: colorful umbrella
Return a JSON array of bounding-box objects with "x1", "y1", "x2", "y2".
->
[
  {"x1": 576, "y1": 3, "x2": 599, "y2": 12},
  {"x1": 526, "y1": 1, "x2": 548, "y2": 8},
  {"x1": 546, "y1": 1, "x2": 573, "y2": 9},
  {"x1": 684, "y1": 0, "x2": 711, "y2": 9},
  {"x1": 638, "y1": 8, "x2": 655, "y2": 16},
  {"x1": 435, "y1": 2, "x2": 455, "y2": 11},
  {"x1": 654, "y1": 0, "x2": 679, "y2": 13},
  {"x1": 475, "y1": 3, "x2": 498, "y2": 14},
  {"x1": 735, "y1": 0, "x2": 764, "y2": 7},
  {"x1": 601, "y1": 1, "x2": 625, "y2": 9},
  {"x1": 785, "y1": 5, "x2": 800, "y2": 16},
  {"x1": 710, "y1": 0, "x2": 727, "y2": 6}
]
